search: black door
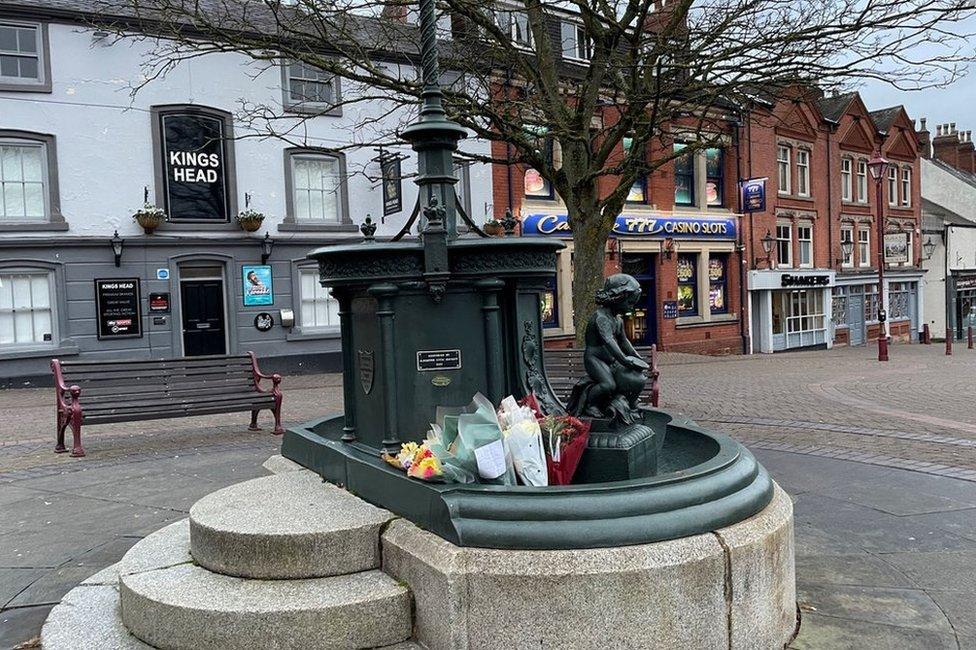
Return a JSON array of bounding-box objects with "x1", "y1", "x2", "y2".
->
[
  {"x1": 621, "y1": 253, "x2": 657, "y2": 346},
  {"x1": 181, "y1": 280, "x2": 227, "y2": 356}
]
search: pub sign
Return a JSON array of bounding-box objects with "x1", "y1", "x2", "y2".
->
[
  {"x1": 739, "y1": 178, "x2": 767, "y2": 213},
  {"x1": 160, "y1": 111, "x2": 230, "y2": 221},
  {"x1": 95, "y1": 278, "x2": 142, "y2": 339},
  {"x1": 381, "y1": 156, "x2": 402, "y2": 216}
]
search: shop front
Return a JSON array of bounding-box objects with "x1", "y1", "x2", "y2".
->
[
  {"x1": 523, "y1": 212, "x2": 744, "y2": 355},
  {"x1": 748, "y1": 269, "x2": 835, "y2": 353},
  {"x1": 950, "y1": 273, "x2": 976, "y2": 339},
  {"x1": 832, "y1": 271, "x2": 923, "y2": 347}
]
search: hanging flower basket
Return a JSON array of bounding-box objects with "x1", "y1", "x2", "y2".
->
[
  {"x1": 483, "y1": 219, "x2": 504, "y2": 236},
  {"x1": 132, "y1": 204, "x2": 167, "y2": 235},
  {"x1": 236, "y1": 208, "x2": 266, "y2": 233}
]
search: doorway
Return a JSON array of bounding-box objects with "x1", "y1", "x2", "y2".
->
[
  {"x1": 621, "y1": 253, "x2": 657, "y2": 347},
  {"x1": 846, "y1": 288, "x2": 865, "y2": 346},
  {"x1": 180, "y1": 267, "x2": 227, "y2": 357}
]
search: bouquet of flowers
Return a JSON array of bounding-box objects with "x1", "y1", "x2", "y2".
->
[
  {"x1": 382, "y1": 441, "x2": 444, "y2": 481},
  {"x1": 497, "y1": 396, "x2": 548, "y2": 487},
  {"x1": 520, "y1": 393, "x2": 591, "y2": 485}
]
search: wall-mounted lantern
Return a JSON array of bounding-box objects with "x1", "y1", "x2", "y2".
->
[
  {"x1": 110, "y1": 230, "x2": 124, "y2": 267},
  {"x1": 260, "y1": 232, "x2": 275, "y2": 265}
]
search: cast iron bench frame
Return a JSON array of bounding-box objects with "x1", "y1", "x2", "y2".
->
[
  {"x1": 51, "y1": 352, "x2": 283, "y2": 457},
  {"x1": 544, "y1": 344, "x2": 660, "y2": 408}
]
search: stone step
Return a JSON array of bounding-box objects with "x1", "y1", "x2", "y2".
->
[
  {"x1": 189, "y1": 470, "x2": 394, "y2": 579},
  {"x1": 119, "y1": 561, "x2": 412, "y2": 650}
]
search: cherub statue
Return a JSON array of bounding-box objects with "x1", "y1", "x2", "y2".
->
[{"x1": 566, "y1": 274, "x2": 649, "y2": 425}]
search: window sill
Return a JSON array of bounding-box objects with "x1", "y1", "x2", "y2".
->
[
  {"x1": 283, "y1": 103, "x2": 342, "y2": 117},
  {"x1": 0, "y1": 222, "x2": 69, "y2": 232},
  {"x1": 675, "y1": 315, "x2": 738, "y2": 329},
  {"x1": 286, "y1": 328, "x2": 341, "y2": 342},
  {"x1": 278, "y1": 222, "x2": 359, "y2": 233},
  {"x1": 0, "y1": 80, "x2": 52, "y2": 93},
  {"x1": 0, "y1": 342, "x2": 79, "y2": 361}
]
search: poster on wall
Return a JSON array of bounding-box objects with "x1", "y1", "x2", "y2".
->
[
  {"x1": 884, "y1": 232, "x2": 909, "y2": 264},
  {"x1": 381, "y1": 156, "x2": 402, "y2": 216},
  {"x1": 242, "y1": 265, "x2": 274, "y2": 306},
  {"x1": 160, "y1": 112, "x2": 229, "y2": 221},
  {"x1": 95, "y1": 278, "x2": 142, "y2": 339}
]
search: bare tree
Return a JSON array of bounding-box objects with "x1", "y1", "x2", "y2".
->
[{"x1": 95, "y1": 0, "x2": 975, "y2": 340}]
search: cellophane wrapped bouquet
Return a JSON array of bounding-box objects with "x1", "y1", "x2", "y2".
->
[{"x1": 520, "y1": 393, "x2": 591, "y2": 485}]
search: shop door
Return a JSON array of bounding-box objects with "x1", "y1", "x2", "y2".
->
[
  {"x1": 846, "y1": 289, "x2": 865, "y2": 346},
  {"x1": 958, "y1": 289, "x2": 976, "y2": 339},
  {"x1": 621, "y1": 254, "x2": 657, "y2": 346},
  {"x1": 180, "y1": 280, "x2": 227, "y2": 356}
]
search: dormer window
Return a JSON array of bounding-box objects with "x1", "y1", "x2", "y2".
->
[
  {"x1": 561, "y1": 21, "x2": 591, "y2": 61},
  {"x1": 496, "y1": 10, "x2": 533, "y2": 48}
]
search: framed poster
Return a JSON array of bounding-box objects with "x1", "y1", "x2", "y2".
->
[
  {"x1": 149, "y1": 292, "x2": 170, "y2": 313},
  {"x1": 884, "y1": 232, "x2": 909, "y2": 264},
  {"x1": 381, "y1": 156, "x2": 402, "y2": 216},
  {"x1": 159, "y1": 111, "x2": 229, "y2": 221},
  {"x1": 95, "y1": 278, "x2": 143, "y2": 339},
  {"x1": 242, "y1": 265, "x2": 274, "y2": 306}
]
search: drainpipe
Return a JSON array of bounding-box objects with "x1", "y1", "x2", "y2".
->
[{"x1": 734, "y1": 110, "x2": 748, "y2": 354}]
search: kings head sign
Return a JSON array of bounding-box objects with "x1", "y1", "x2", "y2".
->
[
  {"x1": 522, "y1": 213, "x2": 737, "y2": 240},
  {"x1": 160, "y1": 112, "x2": 229, "y2": 221}
]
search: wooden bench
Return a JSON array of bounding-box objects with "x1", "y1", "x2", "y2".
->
[
  {"x1": 51, "y1": 352, "x2": 283, "y2": 457},
  {"x1": 544, "y1": 344, "x2": 660, "y2": 408}
]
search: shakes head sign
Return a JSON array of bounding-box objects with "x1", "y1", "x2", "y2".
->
[{"x1": 159, "y1": 110, "x2": 231, "y2": 221}]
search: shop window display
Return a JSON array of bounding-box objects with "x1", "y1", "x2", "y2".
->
[
  {"x1": 708, "y1": 255, "x2": 727, "y2": 314},
  {"x1": 677, "y1": 254, "x2": 697, "y2": 316}
]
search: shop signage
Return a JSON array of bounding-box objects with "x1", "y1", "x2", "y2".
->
[
  {"x1": 242, "y1": 265, "x2": 273, "y2": 306},
  {"x1": 523, "y1": 213, "x2": 737, "y2": 240},
  {"x1": 253, "y1": 312, "x2": 274, "y2": 332},
  {"x1": 662, "y1": 300, "x2": 678, "y2": 319},
  {"x1": 956, "y1": 275, "x2": 976, "y2": 290},
  {"x1": 161, "y1": 112, "x2": 229, "y2": 221},
  {"x1": 884, "y1": 232, "x2": 909, "y2": 264},
  {"x1": 95, "y1": 278, "x2": 142, "y2": 339},
  {"x1": 416, "y1": 349, "x2": 462, "y2": 372},
  {"x1": 149, "y1": 292, "x2": 170, "y2": 313},
  {"x1": 381, "y1": 156, "x2": 402, "y2": 216},
  {"x1": 156, "y1": 268, "x2": 170, "y2": 280},
  {"x1": 781, "y1": 273, "x2": 830, "y2": 287},
  {"x1": 739, "y1": 178, "x2": 767, "y2": 213}
]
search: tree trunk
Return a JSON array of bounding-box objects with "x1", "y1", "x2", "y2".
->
[{"x1": 570, "y1": 209, "x2": 611, "y2": 347}]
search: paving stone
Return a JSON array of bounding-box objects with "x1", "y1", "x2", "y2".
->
[
  {"x1": 924, "y1": 589, "x2": 976, "y2": 637},
  {"x1": 790, "y1": 612, "x2": 958, "y2": 649},
  {"x1": 189, "y1": 472, "x2": 394, "y2": 579},
  {"x1": 796, "y1": 584, "x2": 954, "y2": 633},
  {"x1": 0, "y1": 568, "x2": 44, "y2": 607},
  {"x1": 0, "y1": 603, "x2": 54, "y2": 650},
  {"x1": 878, "y1": 550, "x2": 976, "y2": 593},
  {"x1": 794, "y1": 553, "x2": 915, "y2": 589}
]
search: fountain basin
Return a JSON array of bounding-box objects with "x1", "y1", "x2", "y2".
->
[{"x1": 281, "y1": 408, "x2": 774, "y2": 550}]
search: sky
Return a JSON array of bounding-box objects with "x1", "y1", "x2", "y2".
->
[{"x1": 859, "y1": 71, "x2": 976, "y2": 134}]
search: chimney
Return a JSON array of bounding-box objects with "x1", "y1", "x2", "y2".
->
[
  {"x1": 918, "y1": 117, "x2": 931, "y2": 159},
  {"x1": 933, "y1": 122, "x2": 961, "y2": 169},
  {"x1": 958, "y1": 129, "x2": 976, "y2": 174},
  {"x1": 381, "y1": 0, "x2": 409, "y2": 23}
]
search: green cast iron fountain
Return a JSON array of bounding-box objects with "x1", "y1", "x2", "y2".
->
[{"x1": 280, "y1": 0, "x2": 773, "y2": 549}]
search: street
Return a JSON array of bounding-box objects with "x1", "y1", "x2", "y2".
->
[{"x1": 2, "y1": 343, "x2": 976, "y2": 648}]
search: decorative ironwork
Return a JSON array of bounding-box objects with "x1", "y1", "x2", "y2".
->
[
  {"x1": 501, "y1": 209, "x2": 518, "y2": 236},
  {"x1": 360, "y1": 215, "x2": 377, "y2": 240}
]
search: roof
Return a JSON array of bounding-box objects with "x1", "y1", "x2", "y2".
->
[
  {"x1": 930, "y1": 157, "x2": 976, "y2": 189},
  {"x1": 815, "y1": 92, "x2": 857, "y2": 123},
  {"x1": 869, "y1": 106, "x2": 903, "y2": 134}
]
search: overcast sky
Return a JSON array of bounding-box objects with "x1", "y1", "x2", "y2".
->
[{"x1": 859, "y1": 72, "x2": 976, "y2": 135}]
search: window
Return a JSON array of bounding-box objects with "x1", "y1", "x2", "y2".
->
[
  {"x1": 900, "y1": 168, "x2": 911, "y2": 207},
  {"x1": 831, "y1": 287, "x2": 848, "y2": 327},
  {"x1": 856, "y1": 160, "x2": 868, "y2": 203},
  {"x1": 708, "y1": 254, "x2": 728, "y2": 314},
  {"x1": 524, "y1": 125, "x2": 555, "y2": 199},
  {"x1": 541, "y1": 276, "x2": 559, "y2": 328},
  {"x1": 887, "y1": 166, "x2": 898, "y2": 206},
  {"x1": 889, "y1": 282, "x2": 912, "y2": 320},
  {"x1": 864, "y1": 284, "x2": 879, "y2": 322},
  {"x1": 0, "y1": 22, "x2": 48, "y2": 91},
  {"x1": 623, "y1": 136, "x2": 646, "y2": 203},
  {"x1": 674, "y1": 143, "x2": 695, "y2": 206},
  {"x1": 841, "y1": 158, "x2": 852, "y2": 201},
  {"x1": 858, "y1": 228, "x2": 870, "y2": 268},
  {"x1": 560, "y1": 21, "x2": 591, "y2": 61},
  {"x1": 1, "y1": 140, "x2": 45, "y2": 221},
  {"x1": 705, "y1": 148, "x2": 724, "y2": 207},
  {"x1": 795, "y1": 149, "x2": 810, "y2": 197},
  {"x1": 776, "y1": 222, "x2": 792, "y2": 268},
  {"x1": 0, "y1": 270, "x2": 54, "y2": 347},
  {"x1": 283, "y1": 61, "x2": 339, "y2": 113},
  {"x1": 840, "y1": 226, "x2": 854, "y2": 267},
  {"x1": 777, "y1": 145, "x2": 791, "y2": 195},
  {"x1": 453, "y1": 159, "x2": 472, "y2": 217},
  {"x1": 299, "y1": 268, "x2": 340, "y2": 330},
  {"x1": 496, "y1": 10, "x2": 533, "y2": 47},
  {"x1": 676, "y1": 254, "x2": 698, "y2": 316},
  {"x1": 290, "y1": 153, "x2": 344, "y2": 222},
  {"x1": 797, "y1": 223, "x2": 813, "y2": 268}
]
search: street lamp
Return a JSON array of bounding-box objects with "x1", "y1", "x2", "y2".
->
[
  {"x1": 839, "y1": 237, "x2": 854, "y2": 265},
  {"x1": 110, "y1": 230, "x2": 124, "y2": 267},
  {"x1": 922, "y1": 236, "x2": 937, "y2": 261},
  {"x1": 867, "y1": 151, "x2": 890, "y2": 362},
  {"x1": 759, "y1": 229, "x2": 775, "y2": 266}
]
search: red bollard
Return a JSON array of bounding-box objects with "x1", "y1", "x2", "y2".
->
[
  {"x1": 947, "y1": 328, "x2": 953, "y2": 356},
  {"x1": 969, "y1": 326, "x2": 973, "y2": 350},
  {"x1": 922, "y1": 323, "x2": 931, "y2": 344}
]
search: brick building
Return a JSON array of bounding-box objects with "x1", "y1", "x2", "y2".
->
[{"x1": 499, "y1": 89, "x2": 923, "y2": 355}]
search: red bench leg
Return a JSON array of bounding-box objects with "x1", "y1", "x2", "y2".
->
[
  {"x1": 271, "y1": 376, "x2": 284, "y2": 435},
  {"x1": 68, "y1": 388, "x2": 85, "y2": 457},
  {"x1": 248, "y1": 410, "x2": 261, "y2": 431},
  {"x1": 55, "y1": 409, "x2": 68, "y2": 453}
]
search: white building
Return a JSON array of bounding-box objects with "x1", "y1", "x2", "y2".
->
[{"x1": 0, "y1": 2, "x2": 491, "y2": 384}]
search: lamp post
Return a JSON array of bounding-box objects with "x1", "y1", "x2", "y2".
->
[
  {"x1": 839, "y1": 237, "x2": 854, "y2": 266},
  {"x1": 867, "y1": 151, "x2": 890, "y2": 362},
  {"x1": 760, "y1": 229, "x2": 775, "y2": 267}
]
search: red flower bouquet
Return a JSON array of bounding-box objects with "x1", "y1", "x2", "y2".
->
[{"x1": 519, "y1": 394, "x2": 591, "y2": 485}]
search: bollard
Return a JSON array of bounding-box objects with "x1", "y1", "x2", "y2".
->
[
  {"x1": 922, "y1": 323, "x2": 931, "y2": 344},
  {"x1": 969, "y1": 326, "x2": 973, "y2": 350},
  {"x1": 947, "y1": 328, "x2": 953, "y2": 355}
]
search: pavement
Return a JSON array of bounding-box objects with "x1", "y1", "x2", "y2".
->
[{"x1": 1, "y1": 342, "x2": 975, "y2": 648}]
